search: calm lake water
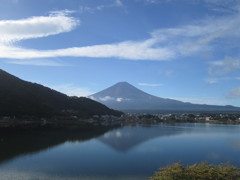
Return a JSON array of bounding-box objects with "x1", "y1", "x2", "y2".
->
[{"x1": 0, "y1": 123, "x2": 240, "y2": 180}]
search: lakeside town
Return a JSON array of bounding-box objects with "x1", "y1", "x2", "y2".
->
[
  {"x1": 1, "y1": 113, "x2": 240, "y2": 129},
  {"x1": 120, "y1": 113, "x2": 240, "y2": 124},
  {"x1": 101, "y1": 113, "x2": 240, "y2": 125}
]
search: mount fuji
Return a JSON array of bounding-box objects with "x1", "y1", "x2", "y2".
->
[{"x1": 89, "y1": 82, "x2": 240, "y2": 113}]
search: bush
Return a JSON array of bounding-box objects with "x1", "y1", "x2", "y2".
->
[{"x1": 150, "y1": 162, "x2": 240, "y2": 180}]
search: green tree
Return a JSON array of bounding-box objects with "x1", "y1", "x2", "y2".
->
[{"x1": 150, "y1": 162, "x2": 240, "y2": 180}]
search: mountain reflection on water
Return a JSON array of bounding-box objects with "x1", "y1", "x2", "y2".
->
[
  {"x1": 0, "y1": 123, "x2": 201, "y2": 163},
  {"x1": 0, "y1": 123, "x2": 240, "y2": 180},
  {"x1": 98, "y1": 123, "x2": 196, "y2": 152},
  {"x1": 0, "y1": 127, "x2": 113, "y2": 164},
  {"x1": 0, "y1": 123, "x2": 238, "y2": 163}
]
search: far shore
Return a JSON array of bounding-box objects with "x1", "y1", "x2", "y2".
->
[{"x1": 1, "y1": 112, "x2": 240, "y2": 130}]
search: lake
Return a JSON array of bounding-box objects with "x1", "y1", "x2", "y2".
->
[{"x1": 0, "y1": 123, "x2": 240, "y2": 180}]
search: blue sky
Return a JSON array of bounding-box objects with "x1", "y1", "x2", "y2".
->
[{"x1": 0, "y1": 0, "x2": 240, "y2": 106}]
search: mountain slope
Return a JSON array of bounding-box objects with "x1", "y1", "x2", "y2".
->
[
  {"x1": 0, "y1": 69, "x2": 121, "y2": 118},
  {"x1": 90, "y1": 82, "x2": 240, "y2": 113}
]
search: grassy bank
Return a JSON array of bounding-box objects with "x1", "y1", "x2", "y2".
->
[{"x1": 150, "y1": 162, "x2": 240, "y2": 180}]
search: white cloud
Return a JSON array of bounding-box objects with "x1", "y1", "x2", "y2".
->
[
  {"x1": 116, "y1": 97, "x2": 124, "y2": 102},
  {"x1": 0, "y1": 39, "x2": 174, "y2": 60},
  {"x1": 94, "y1": 96, "x2": 129, "y2": 102},
  {"x1": 138, "y1": 0, "x2": 240, "y2": 10},
  {"x1": 208, "y1": 57, "x2": 240, "y2": 75},
  {"x1": 228, "y1": 87, "x2": 240, "y2": 99},
  {"x1": 142, "y1": 0, "x2": 160, "y2": 4},
  {"x1": 205, "y1": 76, "x2": 240, "y2": 84},
  {"x1": 208, "y1": 61, "x2": 224, "y2": 66},
  {"x1": 205, "y1": 78, "x2": 219, "y2": 84},
  {"x1": 171, "y1": 95, "x2": 240, "y2": 107},
  {"x1": 115, "y1": 0, "x2": 123, "y2": 6},
  {"x1": 0, "y1": 10, "x2": 79, "y2": 44},
  {"x1": 151, "y1": 14, "x2": 240, "y2": 56},
  {"x1": 206, "y1": 57, "x2": 240, "y2": 85},
  {"x1": 138, "y1": 83, "x2": 163, "y2": 87},
  {"x1": 1, "y1": 9, "x2": 240, "y2": 61},
  {"x1": 136, "y1": 0, "x2": 172, "y2": 4},
  {"x1": 171, "y1": 97, "x2": 229, "y2": 106},
  {"x1": 96, "y1": 1, "x2": 123, "y2": 10},
  {"x1": 50, "y1": 84, "x2": 94, "y2": 97},
  {"x1": 99, "y1": 96, "x2": 115, "y2": 101},
  {"x1": 11, "y1": 0, "x2": 19, "y2": 3},
  {"x1": 79, "y1": 0, "x2": 123, "y2": 14},
  {"x1": 79, "y1": 6, "x2": 95, "y2": 14},
  {"x1": 201, "y1": 0, "x2": 240, "y2": 13},
  {"x1": 6, "y1": 59, "x2": 67, "y2": 66},
  {"x1": 163, "y1": 70, "x2": 173, "y2": 77}
]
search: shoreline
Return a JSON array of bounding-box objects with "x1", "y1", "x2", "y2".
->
[{"x1": 1, "y1": 118, "x2": 240, "y2": 130}]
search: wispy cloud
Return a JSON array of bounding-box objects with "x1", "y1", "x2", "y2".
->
[
  {"x1": 50, "y1": 84, "x2": 94, "y2": 97},
  {"x1": 115, "y1": 0, "x2": 123, "y2": 6},
  {"x1": 205, "y1": 78, "x2": 219, "y2": 84},
  {"x1": 228, "y1": 87, "x2": 240, "y2": 99},
  {"x1": 163, "y1": 70, "x2": 173, "y2": 77},
  {"x1": 97, "y1": 0, "x2": 123, "y2": 10},
  {"x1": 205, "y1": 76, "x2": 240, "y2": 84},
  {"x1": 138, "y1": 82, "x2": 163, "y2": 87},
  {"x1": 0, "y1": 39, "x2": 174, "y2": 60},
  {"x1": 11, "y1": 0, "x2": 19, "y2": 4},
  {"x1": 200, "y1": 0, "x2": 240, "y2": 13},
  {"x1": 208, "y1": 57, "x2": 240, "y2": 75},
  {"x1": 171, "y1": 97, "x2": 229, "y2": 105},
  {"x1": 1, "y1": 8, "x2": 240, "y2": 61},
  {"x1": 6, "y1": 59, "x2": 68, "y2": 66},
  {"x1": 136, "y1": 0, "x2": 172, "y2": 4},
  {"x1": 79, "y1": 0, "x2": 123, "y2": 14},
  {"x1": 138, "y1": 0, "x2": 240, "y2": 10}
]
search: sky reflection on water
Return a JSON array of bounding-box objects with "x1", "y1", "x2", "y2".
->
[{"x1": 0, "y1": 123, "x2": 240, "y2": 180}]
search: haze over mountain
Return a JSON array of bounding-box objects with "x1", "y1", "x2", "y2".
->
[
  {"x1": 90, "y1": 82, "x2": 240, "y2": 113},
  {"x1": 0, "y1": 69, "x2": 121, "y2": 118}
]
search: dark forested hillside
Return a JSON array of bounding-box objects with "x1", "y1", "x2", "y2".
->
[{"x1": 0, "y1": 69, "x2": 122, "y2": 118}]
